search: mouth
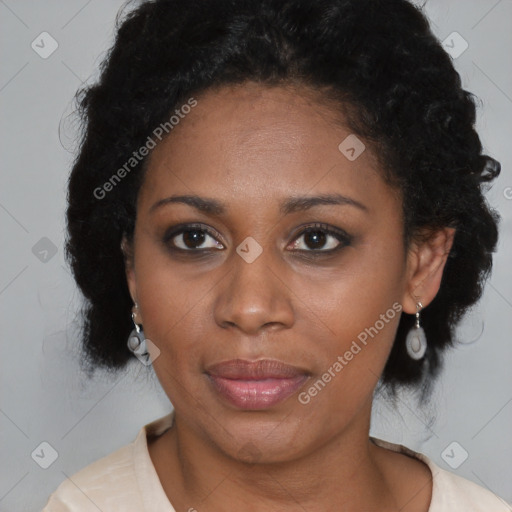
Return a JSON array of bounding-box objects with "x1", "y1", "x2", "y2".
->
[{"x1": 205, "y1": 359, "x2": 310, "y2": 410}]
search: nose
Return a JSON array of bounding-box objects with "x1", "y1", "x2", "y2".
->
[{"x1": 213, "y1": 247, "x2": 295, "y2": 336}]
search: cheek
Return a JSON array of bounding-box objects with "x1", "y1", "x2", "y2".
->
[
  {"x1": 297, "y1": 239, "x2": 405, "y2": 384},
  {"x1": 135, "y1": 258, "x2": 211, "y2": 407},
  {"x1": 292, "y1": 270, "x2": 404, "y2": 430},
  {"x1": 308, "y1": 234, "x2": 405, "y2": 325},
  {"x1": 306, "y1": 293, "x2": 401, "y2": 381},
  {"x1": 132, "y1": 244, "x2": 205, "y2": 362}
]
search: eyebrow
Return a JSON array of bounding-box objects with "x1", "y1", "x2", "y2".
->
[{"x1": 149, "y1": 193, "x2": 368, "y2": 216}]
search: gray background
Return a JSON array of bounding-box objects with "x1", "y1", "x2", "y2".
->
[{"x1": 1, "y1": 0, "x2": 511, "y2": 510}]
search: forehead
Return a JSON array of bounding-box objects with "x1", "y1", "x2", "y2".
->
[{"x1": 138, "y1": 83, "x2": 398, "y2": 218}]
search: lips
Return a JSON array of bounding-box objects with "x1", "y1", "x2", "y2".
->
[{"x1": 205, "y1": 359, "x2": 310, "y2": 410}]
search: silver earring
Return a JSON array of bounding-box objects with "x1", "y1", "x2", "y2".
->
[
  {"x1": 127, "y1": 305, "x2": 150, "y2": 361},
  {"x1": 406, "y1": 302, "x2": 427, "y2": 360}
]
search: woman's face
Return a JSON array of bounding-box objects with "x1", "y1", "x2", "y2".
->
[{"x1": 126, "y1": 82, "x2": 419, "y2": 462}]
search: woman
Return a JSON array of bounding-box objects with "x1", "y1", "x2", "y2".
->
[{"x1": 43, "y1": 0, "x2": 510, "y2": 510}]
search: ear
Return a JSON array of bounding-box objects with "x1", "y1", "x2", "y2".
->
[
  {"x1": 401, "y1": 227, "x2": 456, "y2": 314},
  {"x1": 121, "y1": 235, "x2": 138, "y2": 307}
]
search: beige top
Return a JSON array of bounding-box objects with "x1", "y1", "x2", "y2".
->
[{"x1": 43, "y1": 412, "x2": 511, "y2": 511}]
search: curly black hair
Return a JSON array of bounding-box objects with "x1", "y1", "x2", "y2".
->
[{"x1": 65, "y1": 0, "x2": 500, "y2": 399}]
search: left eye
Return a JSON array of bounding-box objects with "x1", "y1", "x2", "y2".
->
[{"x1": 288, "y1": 224, "x2": 351, "y2": 252}]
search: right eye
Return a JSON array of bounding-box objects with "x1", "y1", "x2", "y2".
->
[{"x1": 163, "y1": 223, "x2": 225, "y2": 251}]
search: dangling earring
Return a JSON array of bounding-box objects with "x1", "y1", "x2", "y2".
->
[
  {"x1": 406, "y1": 301, "x2": 427, "y2": 360},
  {"x1": 127, "y1": 303, "x2": 150, "y2": 361}
]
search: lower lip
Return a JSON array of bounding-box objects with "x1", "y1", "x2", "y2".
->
[{"x1": 207, "y1": 374, "x2": 309, "y2": 410}]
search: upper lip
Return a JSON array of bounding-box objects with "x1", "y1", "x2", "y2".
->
[{"x1": 205, "y1": 359, "x2": 309, "y2": 380}]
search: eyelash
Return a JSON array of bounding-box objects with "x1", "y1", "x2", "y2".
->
[{"x1": 162, "y1": 222, "x2": 352, "y2": 256}]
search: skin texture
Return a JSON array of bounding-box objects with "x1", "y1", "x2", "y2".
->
[{"x1": 123, "y1": 82, "x2": 455, "y2": 511}]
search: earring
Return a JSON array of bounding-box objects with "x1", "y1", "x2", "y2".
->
[
  {"x1": 127, "y1": 304, "x2": 150, "y2": 361},
  {"x1": 405, "y1": 301, "x2": 427, "y2": 360}
]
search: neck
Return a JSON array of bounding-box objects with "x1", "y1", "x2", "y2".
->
[{"x1": 149, "y1": 402, "x2": 400, "y2": 511}]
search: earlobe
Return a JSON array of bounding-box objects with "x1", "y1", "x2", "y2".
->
[
  {"x1": 121, "y1": 236, "x2": 138, "y2": 305},
  {"x1": 401, "y1": 227, "x2": 455, "y2": 314}
]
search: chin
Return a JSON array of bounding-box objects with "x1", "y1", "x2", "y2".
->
[{"x1": 204, "y1": 410, "x2": 316, "y2": 465}]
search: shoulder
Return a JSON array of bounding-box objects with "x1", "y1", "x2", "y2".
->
[
  {"x1": 42, "y1": 413, "x2": 175, "y2": 512},
  {"x1": 429, "y1": 464, "x2": 511, "y2": 511},
  {"x1": 370, "y1": 436, "x2": 512, "y2": 512},
  {"x1": 42, "y1": 439, "x2": 142, "y2": 511}
]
